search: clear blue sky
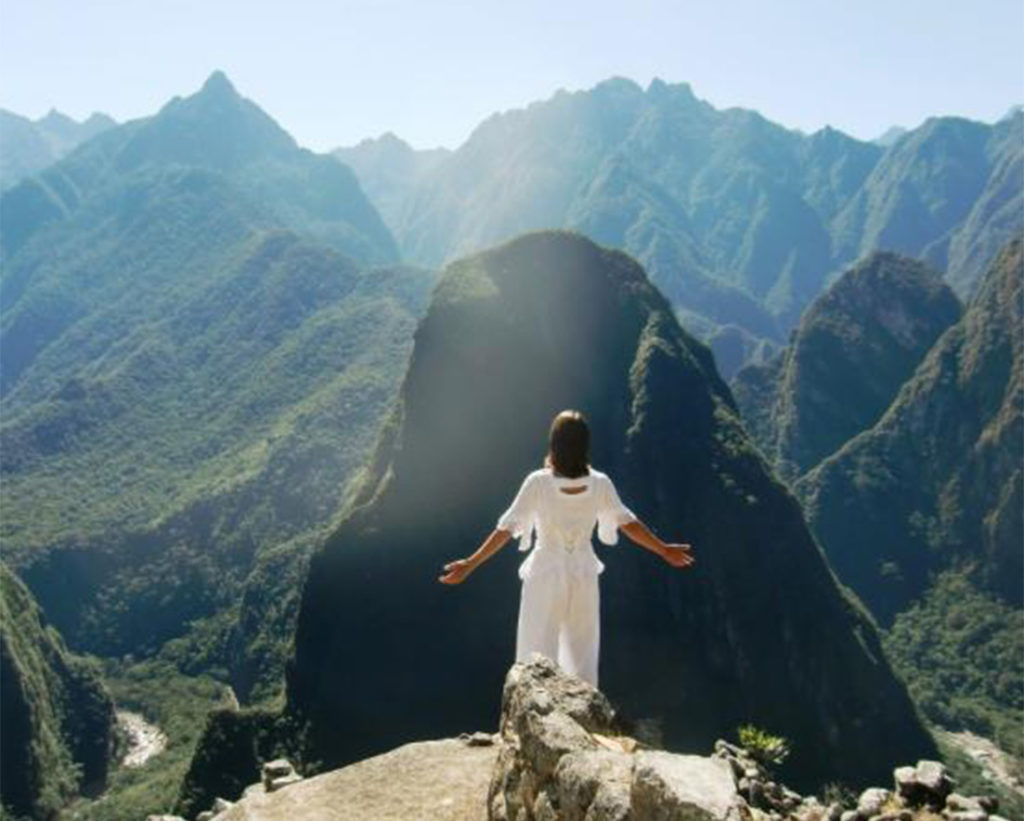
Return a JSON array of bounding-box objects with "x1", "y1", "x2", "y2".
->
[{"x1": 1, "y1": 0, "x2": 1021, "y2": 151}]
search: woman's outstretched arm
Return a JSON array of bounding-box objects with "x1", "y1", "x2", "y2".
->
[
  {"x1": 620, "y1": 520, "x2": 695, "y2": 569},
  {"x1": 438, "y1": 528, "x2": 513, "y2": 584}
]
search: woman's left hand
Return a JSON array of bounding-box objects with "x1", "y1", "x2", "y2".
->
[{"x1": 438, "y1": 558, "x2": 474, "y2": 584}]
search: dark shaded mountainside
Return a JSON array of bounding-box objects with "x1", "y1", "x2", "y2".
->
[
  {"x1": 285, "y1": 231, "x2": 933, "y2": 791},
  {"x1": 0, "y1": 108, "x2": 116, "y2": 192},
  {"x1": 797, "y1": 240, "x2": 1023, "y2": 624},
  {"x1": 340, "y1": 79, "x2": 1022, "y2": 369},
  {"x1": 733, "y1": 252, "x2": 963, "y2": 480},
  {"x1": 0, "y1": 71, "x2": 435, "y2": 703},
  {"x1": 0, "y1": 561, "x2": 116, "y2": 820}
]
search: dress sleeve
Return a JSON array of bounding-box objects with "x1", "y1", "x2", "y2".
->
[
  {"x1": 496, "y1": 473, "x2": 538, "y2": 539},
  {"x1": 596, "y1": 474, "x2": 638, "y2": 545}
]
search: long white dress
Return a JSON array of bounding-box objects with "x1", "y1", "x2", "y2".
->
[{"x1": 496, "y1": 467, "x2": 637, "y2": 688}]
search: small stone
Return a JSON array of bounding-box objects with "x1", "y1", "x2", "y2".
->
[
  {"x1": 196, "y1": 813, "x2": 214, "y2": 821},
  {"x1": 261, "y1": 758, "x2": 295, "y2": 788},
  {"x1": 945, "y1": 812, "x2": 987, "y2": 821},
  {"x1": 840, "y1": 811, "x2": 859, "y2": 821},
  {"x1": 267, "y1": 772, "x2": 303, "y2": 792},
  {"x1": 946, "y1": 795, "x2": 984, "y2": 812},
  {"x1": 212, "y1": 797, "x2": 234, "y2": 813},
  {"x1": 459, "y1": 730, "x2": 496, "y2": 746},
  {"x1": 858, "y1": 788, "x2": 892, "y2": 818},
  {"x1": 825, "y1": 802, "x2": 843, "y2": 821},
  {"x1": 894, "y1": 766, "x2": 918, "y2": 796},
  {"x1": 145, "y1": 816, "x2": 187, "y2": 821}
]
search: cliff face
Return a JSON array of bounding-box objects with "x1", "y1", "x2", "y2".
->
[
  {"x1": 797, "y1": 240, "x2": 1023, "y2": 623},
  {"x1": 286, "y1": 231, "x2": 932, "y2": 789},
  {"x1": 0, "y1": 562, "x2": 116, "y2": 819},
  {"x1": 733, "y1": 252, "x2": 962, "y2": 479}
]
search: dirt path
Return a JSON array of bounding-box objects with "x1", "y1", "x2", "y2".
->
[{"x1": 116, "y1": 709, "x2": 168, "y2": 768}]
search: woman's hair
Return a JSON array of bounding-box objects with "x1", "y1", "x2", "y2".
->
[{"x1": 545, "y1": 410, "x2": 590, "y2": 478}]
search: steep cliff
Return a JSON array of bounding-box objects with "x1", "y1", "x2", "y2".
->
[
  {"x1": 286, "y1": 231, "x2": 932, "y2": 789},
  {"x1": 733, "y1": 252, "x2": 962, "y2": 479},
  {"x1": 797, "y1": 240, "x2": 1022, "y2": 624},
  {"x1": 0, "y1": 562, "x2": 116, "y2": 819}
]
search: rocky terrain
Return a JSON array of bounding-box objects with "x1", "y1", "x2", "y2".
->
[{"x1": 155, "y1": 657, "x2": 1015, "y2": 821}]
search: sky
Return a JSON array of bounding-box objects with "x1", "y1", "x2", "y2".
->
[{"x1": 1, "y1": 0, "x2": 1021, "y2": 152}]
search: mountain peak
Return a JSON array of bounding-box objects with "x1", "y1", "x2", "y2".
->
[{"x1": 200, "y1": 69, "x2": 239, "y2": 98}]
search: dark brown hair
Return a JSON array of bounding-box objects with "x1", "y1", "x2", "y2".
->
[{"x1": 545, "y1": 410, "x2": 590, "y2": 479}]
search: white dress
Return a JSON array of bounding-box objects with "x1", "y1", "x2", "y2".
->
[{"x1": 496, "y1": 467, "x2": 637, "y2": 688}]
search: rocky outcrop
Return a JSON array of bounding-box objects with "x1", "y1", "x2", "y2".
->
[
  {"x1": 286, "y1": 231, "x2": 933, "y2": 789},
  {"x1": 180, "y1": 659, "x2": 1005, "y2": 821},
  {"x1": 733, "y1": 251, "x2": 961, "y2": 480}
]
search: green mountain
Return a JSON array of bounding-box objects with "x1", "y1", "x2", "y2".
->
[
  {"x1": 0, "y1": 108, "x2": 116, "y2": 191},
  {"x1": 0, "y1": 561, "x2": 116, "y2": 820},
  {"x1": 285, "y1": 231, "x2": 933, "y2": 791},
  {"x1": 343, "y1": 79, "x2": 1021, "y2": 362},
  {"x1": 0, "y1": 71, "x2": 398, "y2": 268},
  {"x1": 0, "y1": 72, "x2": 435, "y2": 704},
  {"x1": 797, "y1": 239, "x2": 1022, "y2": 624},
  {"x1": 733, "y1": 252, "x2": 962, "y2": 479},
  {"x1": 333, "y1": 133, "x2": 450, "y2": 236}
]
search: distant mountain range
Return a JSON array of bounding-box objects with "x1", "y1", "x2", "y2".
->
[
  {"x1": 335, "y1": 78, "x2": 1022, "y2": 372},
  {"x1": 0, "y1": 73, "x2": 432, "y2": 708},
  {"x1": 0, "y1": 107, "x2": 116, "y2": 191}
]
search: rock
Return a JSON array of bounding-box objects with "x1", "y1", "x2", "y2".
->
[
  {"x1": 267, "y1": 773, "x2": 303, "y2": 793},
  {"x1": 212, "y1": 797, "x2": 234, "y2": 813},
  {"x1": 554, "y1": 750, "x2": 632, "y2": 821},
  {"x1": 145, "y1": 816, "x2": 187, "y2": 821},
  {"x1": 946, "y1": 795, "x2": 984, "y2": 812},
  {"x1": 894, "y1": 766, "x2": 918, "y2": 798},
  {"x1": 218, "y1": 737, "x2": 497, "y2": 821},
  {"x1": 260, "y1": 759, "x2": 295, "y2": 789},
  {"x1": 196, "y1": 812, "x2": 214, "y2": 821},
  {"x1": 978, "y1": 798, "x2": 999, "y2": 814},
  {"x1": 631, "y1": 752, "x2": 745, "y2": 821},
  {"x1": 945, "y1": 812, "x2": 988, "y2": 821},
  {"x1": 840, "y1": 812, "x2": 859, "y2": 821},
  {"x1": 915, "y1": 760, "x2": 954, "y2": 799},
  {"x1": 857, "y1": 788, "x2": 892, "y2": 818},
  {"x1": 460, "y1": 731, "x2": 497, "y2": 747}
]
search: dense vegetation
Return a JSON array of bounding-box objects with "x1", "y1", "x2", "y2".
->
[
  {"x1": 0, "y1": 562, "x2": 115, "y2": 820},
  {"x1": 798, "y1": 240, "x2": 1022, "y2": 622},
  {"x1": 732, "y1": 251, "x2": 962, "y2": 479},
  {"x1": 885, "y1": 570, "x2": 1024, "y2": 759}
]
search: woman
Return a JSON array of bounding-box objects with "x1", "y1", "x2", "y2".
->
[{"x1": 437, "y1": 409, "x2": 694, "y2": 688}]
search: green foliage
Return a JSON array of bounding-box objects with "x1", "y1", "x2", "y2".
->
[
  {"x1": 737, "y1": 724, "x2": 792, "y2": 766},
  {"x1": 60, "y1": 658, "x2": 228, "y2": 821},
  {"x1": 884, "y1": 570, "x2": 1024, "y2": 758}
]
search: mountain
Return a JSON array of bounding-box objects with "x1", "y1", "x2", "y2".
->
[
  {"x1": 0, "y1": 72, "x2": 435, "y2": 703},
  {"x1": 0, "y1": 108, "x2": 116, "y2": 191},
  {"x1": 733, "y1": 252, "x2": 962, "y2": 479},
  {"x1": 0, "y1": 561, "x2": 116, "y2": 819},
  {"x1": 832, "y1": 113, "x2": 1023, "y2": 299},
  {"x1": 341, "y1": 78, "x2": 1021, "y2": 360},
  {"x1": 873, "y1": 126, "x2": 909, "y2": 147},
  {"x1": 0, "y1": 71, "x2": 398, "y2": 267},
  {"x1": 797, "y1": 239, "x2": 1022, "y2": 623},
  {"x1": 333, "y1": 132, "x2": 450, "y2": 234},
  {"x1": 285, "y1": 231, "x2": 933, "y2": 790}
]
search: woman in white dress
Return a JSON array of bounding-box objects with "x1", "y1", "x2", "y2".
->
[{"x1": 438, "y1": 410, "x2": 694, "y2": 688}]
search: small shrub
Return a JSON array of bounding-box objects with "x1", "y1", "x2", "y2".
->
[{"x1": 737, "y1": 724, "x2": 791, "y2": 766}]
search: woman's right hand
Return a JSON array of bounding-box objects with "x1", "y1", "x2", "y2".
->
[
  {"x1": 659, "y1": 543, "x2": 695, "y2": 569},
  {"x1": 438, "y1": 558, "x2": 474, "y2": 584}
]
